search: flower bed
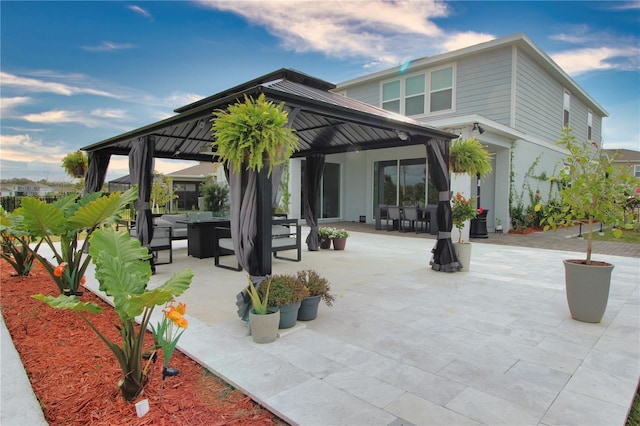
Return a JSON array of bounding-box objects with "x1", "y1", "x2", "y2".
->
[{"x1": 0, "y1": 259, "x2": 283, "y2": 425}]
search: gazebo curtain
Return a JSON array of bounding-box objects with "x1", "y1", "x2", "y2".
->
[
  {"x1": 230, "y1": 162, "x2": 284, "y2": 320},
  {"x1": 129, "y1": 136, "x2": 156, "y2": 272},
  {"x1": 84, "y1": 151, "x2": 111, "y2": 194},
  {"x1": 303, "y1": 153, "x2": 325, "y2": 251},
  {"x1": 426, "y1": 138, "x2": 460, "y2": 272}
]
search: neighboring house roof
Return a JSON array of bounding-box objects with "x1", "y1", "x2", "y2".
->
[
  {"x1": 168, "y1": 162, "x2": 216, "y2": 179},
  {"x1": 604, "y1": 149, "x2": 640, "y2": 163},
  {"x1": 336, "y1": 33, "x2": 608, "y2": 118},
  {"x1": 81, "y1": 68, "x2": 455, "y2": 162}
]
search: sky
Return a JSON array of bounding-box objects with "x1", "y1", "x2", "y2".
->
[{"x1": 1, "y1": 0, "x2": 639, "y2": 183}]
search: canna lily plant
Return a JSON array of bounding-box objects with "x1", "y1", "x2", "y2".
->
[
  {"x1": 33, "y1": 227, "x2": 193, "y2": 402},
  {"x1": 18, "y1": 187, "x2": 137, "y2": 295}
]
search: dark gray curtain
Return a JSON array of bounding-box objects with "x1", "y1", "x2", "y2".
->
[
  {"x1": 303, "y1": 153, "x2": 325, "y2": 251},
  {"x1": 426, "y1": 138, "x2": 460, "y2": 272},
  {"x1": 84, "y1": 151, "x2": 111, "y2": 194},
  {"x1": 129, "y1": 136, "x2": 155, "y2": 271}
]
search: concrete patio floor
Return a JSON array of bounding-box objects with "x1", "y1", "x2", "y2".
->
[{"x1": 4, "y1": 227, "x2": 639, "y2": 425}]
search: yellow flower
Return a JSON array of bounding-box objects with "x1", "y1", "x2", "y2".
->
[{"x1": 534, "y1": 204, "x2": 542, "y2": 212}]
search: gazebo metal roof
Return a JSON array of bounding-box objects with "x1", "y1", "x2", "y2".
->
[{"x1": 81, "y1": 68, "x2": 455, "y2": 160}]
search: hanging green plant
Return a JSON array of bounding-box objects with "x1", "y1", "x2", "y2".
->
[
  {"x1": 449, "y1": 137, "x2": 493, "y2": 177},
  {"x1": 61, "y1": 150, "x2": 89, "y2": 179},
  {"x1": 210, "y1": 93, "x2": 299, "y2": 176}
]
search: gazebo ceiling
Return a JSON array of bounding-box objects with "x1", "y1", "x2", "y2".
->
[{"x1": 81, "y1": 68, "x2": 456, "y2": 161}]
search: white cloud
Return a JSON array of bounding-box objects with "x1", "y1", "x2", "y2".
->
[
  {"x1": 90, "y1": 108, "x2": 127, "y2": 119},
  {"x1": 197, "y1": 0, "x2": 491, "y2": 68},
  {"x1": 0, "y1": 134, "x2": 66, "y2": 163},
  {"x1": 127, "y1": 5, "x2": 152, "y2": 18},
  {"x1": 82, "y1": 41, "x2": 137, "y2": 52},
  {"x1": 0, "y1": 96, "x2": 31, "y2": 116},
  {"x1": 21, "y1": 110, "x2": 102, "y2": 127},
  {"x1": 551, "y1": 46, "x2": 639, "y2": 75},
  {"x1": 0, "y1": 71, "x2": 118, "y2": 98}
]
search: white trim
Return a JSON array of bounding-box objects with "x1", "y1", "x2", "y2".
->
[{"x1": 510, "y1": 45, "x2": 517, "y2": 128}]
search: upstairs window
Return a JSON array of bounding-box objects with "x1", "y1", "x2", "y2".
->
[
  {"x1": 587, "y1": 110, "x2": 593, "y2": 141},
  {"x1": 405, "y1": 75, "x2": 425, "y2": 116},
  {"x1": 563, "y1": 90, "x2": 571, "y2": 127},
  {"x1": 382, "y1": 80, "x2": 401, "y2": 113},
  {"x1": 430, "y1": 67, "x2": 453, "y2": 112}
]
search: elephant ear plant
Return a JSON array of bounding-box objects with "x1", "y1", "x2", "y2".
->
[
  {"x1": 18, "y1": 187, "x2": 137, "y2": 295},
  {"x1": 0, "y1": 207, "x2": 40, "y2": 276},
  {"x1": 33, "y1": 227, "x2": 193, "y2": 402}
]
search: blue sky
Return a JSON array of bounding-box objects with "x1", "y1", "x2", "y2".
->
[{"x1": 1, "y1": 0, "x2": 639, "y2": 182}]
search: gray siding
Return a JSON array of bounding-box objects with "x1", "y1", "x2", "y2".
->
[
  {"x1": 448, "y1": 47, "x2": 512, "y2": 124},
  {"x1": 515, "y1": 50, "x2": 564, "y2": 142},
  {"x1": 345, "y1": 82, "x2": 380, "y2": 106}
]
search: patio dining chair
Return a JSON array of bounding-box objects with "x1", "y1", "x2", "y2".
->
[
  {"x1": 401, "y1": 206, "x2": 421, "y2": 233},
  {"x1": 387, "y1": 206, "x2": 402, "y2": 231}
]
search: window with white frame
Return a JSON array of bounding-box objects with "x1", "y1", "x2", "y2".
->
[
  {"x1": 635, "y1": 165, "x2": 640, "y2": 178},
  {"x1": 380, "y1": 65, "x2": 454, "y2": 116},
  {"x1": 382, "y1": 80, "x2": 401, "y2": 113},
  {"x1": 563, "y1": 90, "x2": 571, "y2": 127},
  {"x1": 430, "y1": 67, "x2": 453, "y2": 112},
  {"x1": 587, "y1": 110, "x2": 593, "y2": 141},
  {"x1": 405, "y1": 74, "x2": 425, "y2": 115}
]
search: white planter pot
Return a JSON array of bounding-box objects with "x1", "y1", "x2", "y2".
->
[{"x1": 454, "y1": 242, "x2": 472, "y2": 272}]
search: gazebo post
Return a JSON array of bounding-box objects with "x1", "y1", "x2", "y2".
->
[{"x1": 256, "y1": 165, "x2": 273, "y2": 276}]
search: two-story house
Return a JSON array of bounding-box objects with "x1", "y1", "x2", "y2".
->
[{"x1": 316, "y1": 32, "x2": 607, "y2": 231}]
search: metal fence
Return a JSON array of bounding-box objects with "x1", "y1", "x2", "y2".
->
[{"x1": 0, "y1": 196, "x2": 61, "y2": 213}]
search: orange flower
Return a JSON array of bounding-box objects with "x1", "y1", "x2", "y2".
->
[
  {"x1": 81, "y1": 276, "x2": 86, "y2": 285},
  {"x1": 53, "y1": 264, "x2": 66, "y2": 277},
  {"x1": 166, "y1": 309, "x2": 182, "y2": 323},
  {"x1": 176, "y1": 302, "x2": 186, "y2": 315},
  {"x1": 175, "y1": 316, "x2": 188, "y2": 329}
]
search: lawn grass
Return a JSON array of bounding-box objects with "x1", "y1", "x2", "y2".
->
[
  {"x1": 591, "y1": 227, "x2": 640, "y2": 244},
  {"x1": 627, "y1": 382, "x2": 640, "y2": 426}
]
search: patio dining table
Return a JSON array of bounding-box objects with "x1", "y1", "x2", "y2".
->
[{"x1": 374, "y1": 204, "x2": 438, "y2": 234}]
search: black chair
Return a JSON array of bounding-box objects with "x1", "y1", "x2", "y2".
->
[{"x1": 387, "y1": 206, "x2": 401, "y2": 231}]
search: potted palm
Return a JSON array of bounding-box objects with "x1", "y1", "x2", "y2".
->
[
  {"x1": 451, "y1": 193, "x2": 478, "y2": 271},
  {"x1": 245, "y1": 277, "x2": 279, "y2": 343},
  {"x1": 538, "y1": 127, "x2": 638, "y2": 322},
  {"x1": 297, "y1": 270, "x2": 335, "y2": 321},
  {"x1": 264, "y1": 274, "x2": 309, "y2": 329}
]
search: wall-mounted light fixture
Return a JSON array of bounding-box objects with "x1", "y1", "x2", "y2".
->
[
  {"x1": 472, "y1": 122, "x2": 485, "y2": 134},
  {"x1": 396, "y1": 130, "x2": 409, "y2": 141}
]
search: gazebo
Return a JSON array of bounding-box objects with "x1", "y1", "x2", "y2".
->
[{"x1": 81, "y1": 68, "x2": 460, "y2": 279}]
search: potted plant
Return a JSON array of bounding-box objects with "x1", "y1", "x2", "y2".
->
[
  {"x1": 264, "y1": 273, "x2": 309, "y2": 329},
  {"x1": 61, "y1": 150, "x2": 89, "y2": 179},
  {"x1": 210, "y1": 93, "x2": 299, "y2": 176},
  {"x1": 297, "y1": 270, "x2": 335, "y2": 321},
  {"x1": 246, "y1": 277, "x2": 280, "y2": 343},
  {"x1": 451, "y1": 192, "x2": 478, "y2": 271},
  {"x1": 538, "y1": 127, "x2": 638, "y2": 322},
  {"x1": 449, "y1": 137, "x2": 493, "y2": 239},
  {"x1": 318, "y1": 227, "x2": 334, "y2": 249},
  {"x1": 331, "y1": 228, "x2": 350, "y2": 250}
]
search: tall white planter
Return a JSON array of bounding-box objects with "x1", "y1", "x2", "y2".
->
[{"x1": 450, "y1": 173, "x2": 472, "y2": 243}]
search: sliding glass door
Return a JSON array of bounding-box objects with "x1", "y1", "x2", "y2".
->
[
  {"x1": 374, "y1": 158, "x2": 437, "y2": 208},
  {"x1": 301, "y1": 161, "x2": 341, "y2": 219}
]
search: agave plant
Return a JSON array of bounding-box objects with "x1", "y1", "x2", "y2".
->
[
  {"x1": 34, "y1": 227, "x2": 193, "y2": 402},
  {"x1": 18, "y1": 187, "x2": 137, "y2": 294}
]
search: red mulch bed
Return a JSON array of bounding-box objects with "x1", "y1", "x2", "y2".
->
[
  {"x1": 508, "y1": 227, "x2": 543, "y2": 235},
  {"x1": 0, "y1": 259, "x2": 284, "y2": 425}
]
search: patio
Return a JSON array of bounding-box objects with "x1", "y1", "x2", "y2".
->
[{"x1": 85, "y1": 226, "x2": 640, "y2": 425}]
